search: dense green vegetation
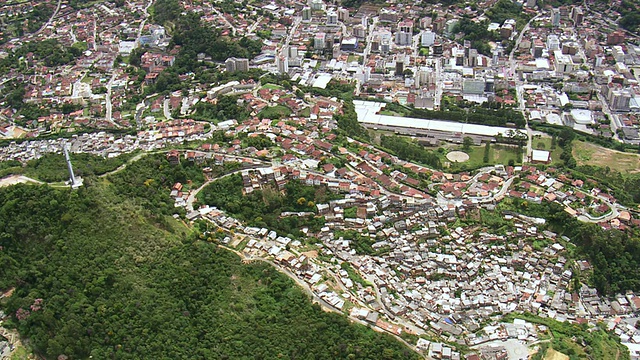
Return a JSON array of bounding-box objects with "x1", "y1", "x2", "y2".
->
[
  {"x1": 503, "y1": 313, "x2": 629, "y2": 360},
  {"x1": 0, "y1": 184, "x2": 417, "y2": 359},
  {"x1": 452, "y1": 17, "x2": 499, "y2": 55},
  {"x1": 341, "y1": 262, "x2": 371, "y2": 288},
  {"x1": 334, "y1": 100, "x2": 370, "y2": 140},
  {"x1": 617, "y1": 0, "x2": 640, "y2": 34},
  {"x1": 108, "y1": 153, "x2": 206, "y2": 215},
  {"x1": 242, "y1": 133, "x2": 274, "y2": 150},
  {"x1": 572, "y1": 222, "x2": 640, "y2": 295},
  {"x1": 0, "y1": 39, "x2": 83, "y2": 75},
  {"x1": 334, "y1": 229, "x2": 388, "y2": 256},
  {"x1": 21, "y1": 152, "x2": 137, "y2": 183},
  {"x1": 380, "y1": 135, "x2": 442, "y2": 169},
  {"x1": 195, "y1": 95, "x2": 249, "y2": 123},
  {"x1": 530, "y1": 122, "x2": 639, "y2": 153},
  {"x1": 66, "y1": 0, "x2": 125, "y2": 9},
  {"x1": 192, "y1": 95, "x2": 251, "y2": 123},
  {"x1": 571, "y1": 165, "x2": 640, "y2": 206},
  {"x1": 304, "y1": 80, "x2": 356, "y2": 100},
  {"x1": 152, "y1": 0, "x2": 262, "y2": 72},
  {"x1": 198, "y1": 175, "x2": 341, "y2": 238},
  {"x1": 485, "y1": 0, "x2": 531, "y2": 26}
]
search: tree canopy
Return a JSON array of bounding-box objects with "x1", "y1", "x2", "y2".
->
[{"x1": 0, "y1": 167, "x2": 417, "y2": 359}]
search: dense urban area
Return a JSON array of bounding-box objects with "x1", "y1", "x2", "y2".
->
[{"x1": 0, "y1": 0, "x2": 640, "y2": 359}]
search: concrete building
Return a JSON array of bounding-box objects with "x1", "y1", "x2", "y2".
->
[
  {"x1": 310, "y1": 0, "x2": 323, "y2": 11},
  {"x1": 463, "y1": 78, "x2": 486, "y2": 95},
  {"x1": 381, "y1": 40, "x2": 391, "y2": 54},
  {"x1": 276, "y1": 54, "x2": 289, "y2": 74},
  {"x1": 395, "y1": 55, "x2": 404, "y2": 76},
  {"x1": 572, "y1": 7, "x2": 584, "y2": 26},
  {"x1": 354, "y1": 24, "x2": 366, "y2": 39},
  {"x1": 302, "y1": 7, "x2": 312, "y2": 21},
  {"x1": 326, "y1": 11, "x2": 338, "y2": 26},
  {"x1": 340, "y1": 37, "x2": 358, "y2": 52},
  {"x1": 532, "y1": 39, "x2": 545, "y2": 58},
  {"x1": 395, "y1": 21, "x2": 413, "y2": 46},
  {"x1": 607, "y1": 31, "x2": 625, "y2": 45},
  {"x1": 314, "y1": 33, "x2": 326, "y2": 49},
  {"x1": 421, "y1": 30, "x2": 435, "y2": 47},
  {"x1": 594, "y1": 54, "x2": 604, "y2": 68},
  {"x1": 608, "y1": 88, "x2": 632, "y2": 111},
  {"x1": 225, "y1": 57, "x2": 249, "y2": 72},
  {"x1": 562, "y1": 42, "x2": 579, "y2": 55},
  {"x1": 415, "y1": 67, "x2": 436, "y2": 87},
  {"x1": 552, "y1": 8, "x2": 560, "y2": 27},
  {"x1": 337, "y1": 7, "x2": 349, "y2": 22},
  {"x1": 500, "y1": 23, "x2": 514, "y2": 39},
  {"x1": 547, "y1": 34, "x2": 560, "y2": 51},
  {"x1": 554, "y1": 50, "x2": 574, "y2": 75},
  {"x1": 419, "y1": 17, "x2": 432, "y2": 29},
  {"x1": 371, "y1": 37, "x2": 380, "y2": 52},
  {"x1": 288, "y1": 46, "x2": 298, "y2": 59}
]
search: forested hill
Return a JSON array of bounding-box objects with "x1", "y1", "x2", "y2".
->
[{"x1": 0, "y1": 184, "x2": 417, "y2": 359}]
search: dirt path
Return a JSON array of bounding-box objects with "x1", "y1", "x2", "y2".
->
[{"x1": 0, "y1": 175, "x2": 43, "y2": 188}]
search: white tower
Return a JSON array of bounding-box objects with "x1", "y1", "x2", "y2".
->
[{"x1": 63, "y1": 143, "x2": 83, "y2": 189}]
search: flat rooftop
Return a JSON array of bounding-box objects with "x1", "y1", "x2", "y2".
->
[{"x1": 354, "y1": 100, "x2": 527, "y2": 137}]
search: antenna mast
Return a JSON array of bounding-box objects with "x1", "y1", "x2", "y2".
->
[{"x1": 62, "y1": 142, "x2": 83, "y2": 189}]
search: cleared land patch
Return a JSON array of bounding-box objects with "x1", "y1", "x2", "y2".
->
[
  {"x1": 573, "y1": 141, "x2": 640, "y2": 173},
  {"x1": 446, "y1": 151, "x2": 470, "y2": 163}
]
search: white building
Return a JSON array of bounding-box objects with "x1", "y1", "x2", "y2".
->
[
  {"x1": 395, "y1": 21, "x2": 413, "y2": 46},
  {"x1": 302, "y1": 7, "x2": 312, "y2": 21},
  {"x1": 277, "y1": 55, "x2": 289, "y2": 74},
  {"x1": 554, "y1": 50, "x2": 574, "y2": 75},
  {"x1": 421, "y1": 30, "x2": 435, "y2": 47},
  {"x1": 314, "y1": 33, "x2": 326, "y2": 49},
  {"x1": 547, "y1": 34, "x2": 560, "y2": 51},
  {"x1": 326, "y1": 11, "x2": 338, "y2": 26}
]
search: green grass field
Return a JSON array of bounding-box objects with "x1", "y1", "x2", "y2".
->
[
  {"x1": 445, "y1": 143, "x2": 522, "y2": 171},
  {"x1": 258, "y1": 104, "x2": 292, "y2": 120},
  {"x1": 262, "y1": 83, "x2": 283, "y2": 90}
]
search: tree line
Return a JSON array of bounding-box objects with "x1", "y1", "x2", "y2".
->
[
  {"x1": 0, "y1": 183, "x2": 417, "y2": 359},
  {"x1": 380, "y1": 135, "x2": 442, "y2": 169},
  {"x1": 385, "y1": 102, "x2": 526, "y2": 128}
]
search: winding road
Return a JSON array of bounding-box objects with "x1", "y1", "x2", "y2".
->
[
  {"x1": 33, "y1": 0, "x2": 61, "y2": 36},
  {"x1": 137, "y1": 0, "x2": 154, "y2": 39}
]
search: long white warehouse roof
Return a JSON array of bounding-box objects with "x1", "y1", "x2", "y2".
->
[{"x1": 354, "y1": 100, "x2": 526, "y2": 137}]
